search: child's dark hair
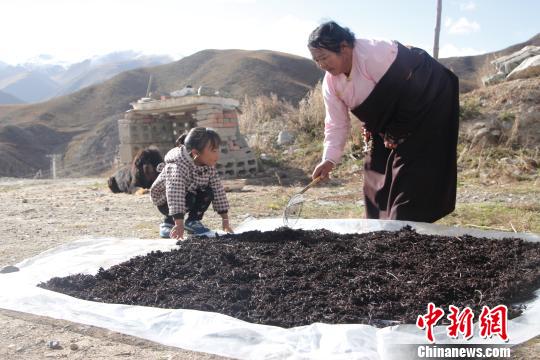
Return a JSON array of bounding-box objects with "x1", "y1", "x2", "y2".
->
[
  {"x1": 308, "y1": 21, "x2": 356, "y2": 53},
  {"x1": 176, "y1": 127, "x2": 221, "y2": 152}
]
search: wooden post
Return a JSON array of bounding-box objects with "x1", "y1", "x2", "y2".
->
[
  {"x1": 46, "y1": 154, "x2": 61, "y2": 179},
  {"x1": 433, "y1": 0, "x2": 442, "y2": 60}
]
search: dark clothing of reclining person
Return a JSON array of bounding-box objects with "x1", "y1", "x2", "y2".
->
[{"x1": 108, "y1": 148, "x2": 163, "y2": 194}]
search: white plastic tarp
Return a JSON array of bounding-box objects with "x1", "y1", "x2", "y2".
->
[{"x1": 0, "y1": 218, "x2": 539, "y2": 360}]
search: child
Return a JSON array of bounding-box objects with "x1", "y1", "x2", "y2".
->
[{"x1": 150, "y1": 127, "x2": 233, "y2": 239}]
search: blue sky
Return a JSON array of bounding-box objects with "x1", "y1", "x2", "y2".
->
[{"x1": 0, "y1": 0, "x2": 538, "y2": 64}]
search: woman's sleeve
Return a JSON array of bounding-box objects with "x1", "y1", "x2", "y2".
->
[{"x1": 322, "y1": 77, "x2": 351, "y2": 164}]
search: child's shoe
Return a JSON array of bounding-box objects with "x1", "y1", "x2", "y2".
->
[
  {"x1": 184, "y1": 220, "x2": 211, "y2": 235},
  {"x1": 159, "y1": 223, "x2": 173, "y2": 238}
]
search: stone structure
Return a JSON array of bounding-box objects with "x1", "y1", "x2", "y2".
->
[
  {"x1": 506, "y1": 54, "x2": 540, "y2": 81},
  {"x1": 118, "y1": 94, "x2": 257, "y2": 178},
  {"x1": 482, "y1": 46, "x2": 540, "y2": 86},
  {"x1": 491, "y1": 46, "x2": 540, "y2": 75}
]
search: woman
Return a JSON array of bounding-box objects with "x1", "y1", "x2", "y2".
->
[{"x1": 309, "y1": 21, "x2": 459, "y2": 223}]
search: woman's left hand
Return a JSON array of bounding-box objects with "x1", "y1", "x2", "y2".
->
[
  {"x1": 383, "y1": 132, "x2": 406, "y2": 150},
  {"x1": 383, "y1": 139, "x2": 398, "y2": 149}
]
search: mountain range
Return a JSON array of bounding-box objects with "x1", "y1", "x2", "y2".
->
[
  {"x1": 0, "y1": 51, "x2": 173, "y2": 104},
  {"x1": 0, "y1": 89, "x2": 23, "y2": 105}
]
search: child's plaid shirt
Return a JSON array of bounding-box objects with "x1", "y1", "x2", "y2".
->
[{"x1": 150, "y1": 146, "x2": 229, "y2": 218}]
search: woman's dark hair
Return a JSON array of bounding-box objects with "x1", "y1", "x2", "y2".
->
[
  {"x1": 176, "y1": 127, "x2": 221, "y2": 152},
  {"x1": 308, "y1": 21, "x2": 355, "y2": 53}
]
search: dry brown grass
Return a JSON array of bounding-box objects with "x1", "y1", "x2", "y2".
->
[
  {"x1": 238, "y1": 86, "x2": 322, "y2": 173},
  {"x1": 288, "y1": 82, "x2": 326, "y2": 142},
  {"x1": 238, "y1": 82, "x2": 366, "y2": 175},
  {"x1": 457, "y1": 143, "x2": 539, "y2": 182},
  {"x1": 238, "y1": 83, "x2": 326, "y2": 148}
]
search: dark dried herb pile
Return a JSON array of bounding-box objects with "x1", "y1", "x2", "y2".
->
[{"x1": 40, "y1": 227, "x2": 540, "y2": 328}]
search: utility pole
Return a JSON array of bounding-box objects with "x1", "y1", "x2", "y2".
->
[
  {"x1": 146, "y1": 75, "x2": 153, "y2": 98},
  {"x1": 46, "y1": 154, "x2": 61, "y2": 179},
  {"x1": 433, "y1": 0, "x2": 442, "y2": 60}
]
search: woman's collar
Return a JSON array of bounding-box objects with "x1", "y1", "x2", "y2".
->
[{"x1": 345, "y1": 42, "x2": 356, "y2": 82}]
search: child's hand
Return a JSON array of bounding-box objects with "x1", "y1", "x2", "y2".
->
[
  {"x1": 171, "y1": 222, "x2": 185, "y2": 240},
  {"x1": 222, "y1": 218, "x2": 234, "y2": 234}
]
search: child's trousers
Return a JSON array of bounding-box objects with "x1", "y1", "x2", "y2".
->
[{"x1": 157, "y1": 187, "x2": 214, "y2": 225}]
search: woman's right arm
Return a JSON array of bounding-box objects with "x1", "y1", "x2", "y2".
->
[{"x1": 312, "y1": 78, "x2": 351, "y2": 180}]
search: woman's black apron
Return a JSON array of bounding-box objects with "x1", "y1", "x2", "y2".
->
[{"x1": 351, "y1": 42, "x2": 459, "y2": 223}]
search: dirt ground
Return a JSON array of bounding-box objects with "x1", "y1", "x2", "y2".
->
[{"x1": 0, "y1": 176, "x2": 538, "y2": 359}]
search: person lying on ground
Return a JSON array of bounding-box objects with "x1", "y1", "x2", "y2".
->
[{"x1": 107, "y1": 148, "x2": 163, "y2": 194}]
